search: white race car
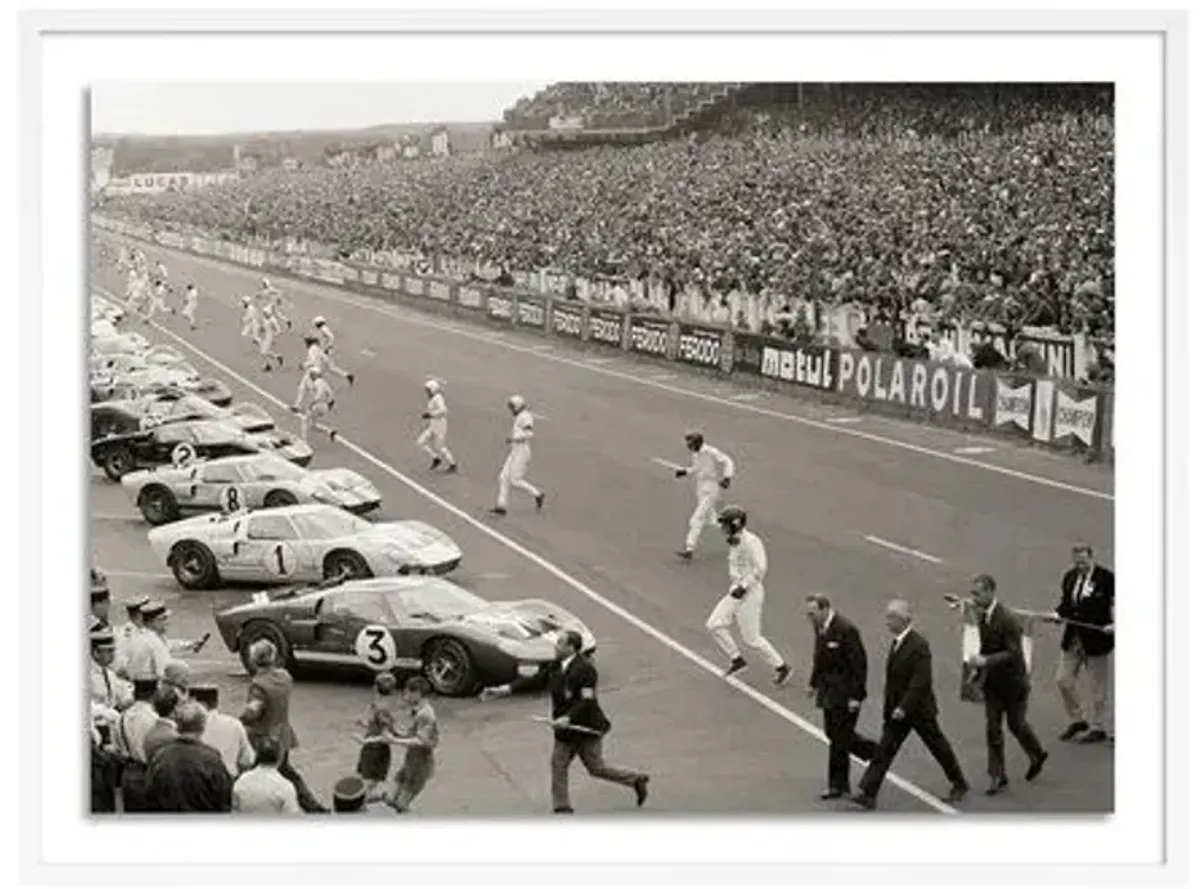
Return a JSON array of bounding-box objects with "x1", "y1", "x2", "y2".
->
[
  {"x1": 89, "y1": 348, "x2": 190, "y2": 377},
  {"x1": 124, "y1": 452, "x2": 382, "y2": 525},
  {"x1": 148, "y1": 503, "x2": 463, "y2": 590}
]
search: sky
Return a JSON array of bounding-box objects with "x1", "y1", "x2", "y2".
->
[{"x1": 90, "y1": 82, "x2": 554, "y2": 136}]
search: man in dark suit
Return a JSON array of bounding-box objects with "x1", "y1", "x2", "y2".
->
[
  {"x1": 1054, "y1": 544, "x2": 1115, "y2": 743},
  {"x1": 965, "y1": 574, "x2": 1049, "y2": 796},
  {"x1": 805, "y1": 594, "x2": 877, "y2": 800},
  {"x1": 851, "y1": 600, "x2": 968, "y2": 810},
  {"x1": 480, "y1": 630, "x2": 650, "y2": 814}
]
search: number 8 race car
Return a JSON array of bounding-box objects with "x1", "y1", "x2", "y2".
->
[
  {"x1": 213, "y1": 575, "x2": 597, "y2": 696},
  {"x1": 147, "y1": 503, "x2": 462, "y2": 590}
]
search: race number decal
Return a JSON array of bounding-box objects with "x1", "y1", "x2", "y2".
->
[
  {"x1": 172, "y1": 442, "x2": 197, "y2": 467},
  {"x1": 354, "y1": 625, "x2": 397, "y2": 670},
  {"x1": 218, "y1": 486, "x2": 243, "y2": 514},
  {"x1": 263, "y1": 542, "x2": 298, "y2": 577}
]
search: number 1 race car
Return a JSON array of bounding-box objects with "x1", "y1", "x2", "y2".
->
[
  {"x1": 213, "y1": 576, "x2": 596, "y2": 696},
  {"x1": 123, "y1": 452, "x2": 382, "y2": 525},
  {"x1": 148, "y1": 503, "x2": 462, "y2": 591},
  {"x1": 91, "y1": 417, "x2": 313, "y2": 481}
]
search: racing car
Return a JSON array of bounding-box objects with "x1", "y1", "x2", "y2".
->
[
  {"x1": 213, "y1": 575, "x2": 595, "y2": 696},
  {"x1": 91, "y1": 417, "x2": 313, "y2": 481},
  {"x1": 89, "y1": 347, "x2": 190, "y2": 376},
  {"x1": 148, "y1": 503, "x2": 462, "y2": 591},
  {"x1": 92, "y1": 331, "x2": 151, "y2": 357},
  {"x1": 90, "y1": 362, "x2": 233, "y2": 406},
  {"x1": 124, "y1": 452, "x2": 382, "y2": 525},
  {"x1": 91, "y1": 389, "x2": 276, "y2": 439}
]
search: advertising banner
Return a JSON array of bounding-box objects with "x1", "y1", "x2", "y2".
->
[
  {"x1": 457, "y1": 284, "x2": 485, "y2": 311},
  {"x1": 550, "y1": 301, "x2": 585, "y2": 340},
  {"x1": 426, "y1": 280, "x2": 453, "y2": 303},
  {"x1": 1032, "y1": 379, "x2": 1055, "y2": 442},
  {"x1": 358, "y1": 267, "x2": 379, "y2": 288},
  {"x1": 380, "y1": 273, "x2": 401, "y2": 291},
  {"x1": 487, "y1": 292, "x2": 516, "y2": 323},
  {"x1": 676, "y1": 323, "x2": 732, "y2": 372},
  {"x1": 1050, "y1": 381, "x2": 1100, "y2": 449},
  {"x1": 516, "y1": 296, "x2": 549, "y2": 331},
  {"x1": 586, "y1": 308, "x2": 624, "y2": 348},
  {"x1": 405, "y1": 277, "x2": 425, "y2": 297},
  {"x1": 992, "y1": 375, "x2": 1035, "y2": 433},
  {"x1": 731, "y1": 332, "x2": 766, "y2": 376},
  {"x1": 627, "y1": 315, "x2": 672, "y2": 359},
  {"x1": 835, "y1": 351, "x2": 992, "y2": 426},
  {"x1": 760, "y1": 342, "x2": 839, "y2": 391}
]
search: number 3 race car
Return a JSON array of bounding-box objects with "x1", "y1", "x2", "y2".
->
[
  {"x1": 91, "y1": 417, "x2": 313, "y2": 481},
  {"x1": 148, "y1": 503, "x2": 463, "y2": 591},
  {"x1": 123, "y1": 452, "x2": 382, "y2": 525},
  {"x1": 214, "y1": 576, "x2": 596, "y2": 696}
]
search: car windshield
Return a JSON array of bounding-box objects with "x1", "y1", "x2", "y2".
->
[
  {"x1": 290, "y1": 509, "x2": 371, "y2": 539},
  {"x1": 382, "y1": 582, "x2": 487, "y2": 621}
]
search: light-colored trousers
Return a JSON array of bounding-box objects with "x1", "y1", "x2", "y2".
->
[
  {"x1": 1055, "y1": 640, "x2": 1111, "y2": 731},
  {"x1": 497, "y1": 445, "x2": 539, "y2": 508},
  {"x1": 705, "y1": 585, "x2": 785, "y2": 669},
  {"x1": 417, "y1": 419, "x2": 454, "y2": 463},
  {"x1": 685, "y1": 482, "x2": 722, "y2": 550}
]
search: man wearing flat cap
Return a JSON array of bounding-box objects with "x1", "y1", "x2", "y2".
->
[{"x1": 113, "y1": 597, "x2": 150, "y2": 680}]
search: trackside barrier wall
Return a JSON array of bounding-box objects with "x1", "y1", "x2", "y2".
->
[{"x1": 92, "y1": 217, "x2": 1114, "y2": 463}]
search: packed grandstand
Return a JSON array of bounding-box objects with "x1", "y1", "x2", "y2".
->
[{"x1": 96, "y1": 82, "x2": 1115, "y2": 382}]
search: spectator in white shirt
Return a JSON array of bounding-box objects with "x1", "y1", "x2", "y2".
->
[
  {"x1": 114, "y1": 678, "x2": 160, "y2": 811},
  {"x1": 113, "y1": 596, "x2": 150, "y2": 680},
  {"x1": 193, "y1": 685, "x2": 255, "y2": 778},
  {"x1": 123, "y1": 602, "x2": 201, "y2": 681},
  {"x1": 233, "y1": 737, "x2": 303, "y2": 814}
]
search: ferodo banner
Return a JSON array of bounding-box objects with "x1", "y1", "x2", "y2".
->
[
  {"x1": 457, "y1": 284, "x2": 485, "y2": 311},
  {"x1": 426, "y1": 280, "x2": 452, "y2": 302},
  {"x1": 587, "y1": 309, "x2": 624, "y2": 347},
  {"x1": 760, "y1": 342, "x2": 839, "y2": 391},
  {"x1": 516, "y1": 296, "x2": 548, "y2": 330},
  {"x1": 627, "y1": 315, "x2": 671, "y2": 358},
  {"x1": 836, "y1": 351, "x2": 992, "y2": 426},
  {"x1": 677, "y1": 323, "x2": 732, "y2": 372},
  {"x1": 550, "y1": 301, "x2": 585, "y2": 340},
  {"x1": 487, "y1": 292, "x2": 516, "y2": 322}
]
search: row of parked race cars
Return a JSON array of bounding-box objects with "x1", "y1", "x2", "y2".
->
[{"x1": 90, "y1": 291, "x2": 595, "y2": 697}]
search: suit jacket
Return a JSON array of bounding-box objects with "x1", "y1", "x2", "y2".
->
[
  {"x1": 512, "y1": 655, "x2": 611, "y2": 743},
  {"x1": 976, "y1": 602, "x2": 1032, "y2": 700},
  {"x1": 242, "y1": 667, "x2": 299, "y2": 751},
  {"x1": 1057, "y1": 565, "x2": 1115, "y2": 656},
  {"x1": 808, "y1": 613, "x2": 868, "y2": 710},
  {"x1": 883, "y1": 630, "x2": 939, "y2": 722}
]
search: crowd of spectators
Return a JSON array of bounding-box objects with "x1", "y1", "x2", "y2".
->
[
  {"x1": 103, "y1": 83, "x2": 1115, "y2": 375},
  {"x1": 504, "y1": 82, "x2": 734, "y2": 131}
]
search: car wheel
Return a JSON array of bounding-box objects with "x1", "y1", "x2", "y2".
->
[
  {"x1": 422, "y1": 638, "x2": 478, "y2": 697},
  {"x1": 264, "y1": 489, "x2": 298, "y2": 508},
  {"x1": 100, "y1": 445, "x2": 135, "y2": 481},
  {"x1": 138, "y1": 484, "x2": 180, "y2": 525},
  {"x1": 169, "y1": 541, "x2": 219, "y2": 590},
  {"x1": 322, "y1": 550, "x2": 372, "y2": 581},
  {"x1": 238, "y1": 621, "x2": 294, "y2": 673}
]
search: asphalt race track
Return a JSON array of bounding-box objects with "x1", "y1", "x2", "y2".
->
[{"x1": 89, "y1": 235, "x2": 1115, "y2": 814}]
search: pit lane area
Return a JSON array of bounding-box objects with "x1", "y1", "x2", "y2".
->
[{"x1": 89, "y1": 240, "x2": 1114, "y2": 813}]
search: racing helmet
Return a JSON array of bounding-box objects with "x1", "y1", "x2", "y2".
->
[
  {"x1": 313, "y1": 316, "x2": 327, "y2": 327},
  {"x1": 716, "y1": 505, "x2": 748, "y2": 534},
  {"x1": 507, "y1": 394, "x2": 526, "y2": 413},
  {"x1": 684, "y1": 430, "x2": 704, "y2": 451},
  {"x1": 424, "y1": 379, "x2": 441, "y2": 395}
]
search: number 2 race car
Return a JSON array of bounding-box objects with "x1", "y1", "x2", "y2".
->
[
  {"x1": 123, "y1": 452, "x2": 382, "y2": 525},
  {"x1": 91, "y1": 417, "x2": 313, "y2": 481},
  {"x1": 148, "y1": 503, "x2": 462, "y2": 590},
  {"x1": 214, "y1": 576, "x2": 596, "y2": 696}
]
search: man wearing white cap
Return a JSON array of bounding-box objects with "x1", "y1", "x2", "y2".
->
[
  {"x1": 122, "y1": 601, "x2": 206, "y2": 681},
  {"x1": 113, "y1": 596, "x2": 150, "y2": 680},
  {"x1": 416, "y1": 379, "x2": 457, "y2": 472},
  {"x1": 490, "y1": 394, "x2": 545, "y2": 516}
]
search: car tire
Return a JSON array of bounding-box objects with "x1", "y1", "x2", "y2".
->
[
  {"x1": 169, "y1": 541, "x2": 220, "y2": 590},
  {"x1": 100, "y1": 445, "x2": 135, "y2": 481},
  {"x1": 138, "y1": 484, "x2": 181, "y2": 525},
  {"x1": 422, "y1": 638, "x2": 478, "y2": 697},
  {"x1": 264, "y1": 489, "x2": 298, "y2": 508},
  {"x1": 322, "y1": 550, "x2": 372, "y2": 581},
  {"x1": 238, "y1": 621, "x2": 294, "y2": 673}
]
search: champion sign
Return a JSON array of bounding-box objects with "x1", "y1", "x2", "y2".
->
[
  {"x1": 836, "y1": 351, "x2": 989, "y2": 424},
  {"x1": 993, "y1": 377, "x2": 1033, "y2": 431},
  {"x1": 1052, "y1": 388, "x2": 1098, "y2": 445}
]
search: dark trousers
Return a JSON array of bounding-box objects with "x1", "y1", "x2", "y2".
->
[
  {"x1": 119, "y1": 761, "x2": 152, "y2": 812},
  {"x1": 822, "y1": 707, "x2": 878, "y2": 793},
  {"x1": 858, "y1": 716, "x2": 967, "y2": 799},
  {"x1": 550, "y1": 737, "x2": 640, "y2": 812},
  {"x1": 984, "y1": 689, "x2": 1045, "y2": 778},
  {"x1": 90, "y1": 747, "x2": 118, "y2": 813},
  {"x1": 278, "y1": 750, "x2": 326, "y2": 813}
]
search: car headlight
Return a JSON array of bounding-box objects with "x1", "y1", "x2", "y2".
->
[{"x1": 516, "y1": 664, "x2": 541, "y2": 678}]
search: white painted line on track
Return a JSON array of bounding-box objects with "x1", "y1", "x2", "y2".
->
[
  {"x1": 650, "y1": 372, "x2": 677, "y2": 381},
  {"x1": 863, "y1": 535, "x2": 945, "y2": 565},
  {"x1": 827, "y1": 416, "x2": 864, "y2": 424},
  {"x1": 954, "y1": 446, "x2": 996, "y2": 455},
  {"x1": 108, "y1": 241, "x2": 1113, "y2": 503},
  {"x1": 728, "y1": 392, "x2": 761, "y2": 402},
  {"x1": 101, "y1": 288, "x2": 956, "y2": 815}
]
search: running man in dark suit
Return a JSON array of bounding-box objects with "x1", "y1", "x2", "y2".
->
[
  {"x1": 965, "y1": 574, "x2": 1048, "y2": 795},
  {"x1": 851, "y1": 600, "x2": 969, "y2": 810},
  {"x1": 480, "y1": 630, "x2": 650, "y2": 814},
  {"x1": 804, "y1": 594, "x2": 877, "y2": 800}
]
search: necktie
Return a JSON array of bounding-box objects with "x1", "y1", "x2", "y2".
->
[{"x1": 103, "y1": 668, "x2": 112, "y2": 703}]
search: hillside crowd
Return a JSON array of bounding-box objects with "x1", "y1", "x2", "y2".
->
[{"x1": 102, "y1": 84, "x2": 1114, "y2": 373}]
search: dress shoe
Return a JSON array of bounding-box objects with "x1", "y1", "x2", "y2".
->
[
  {"x1": 1059, "y1": 721, "x2": 1089, "y2": 741},
  {"x1": 634, "y1": 775, "x2": 650, "y2": 807},
  {"x1": 984, "y1": 777, "x2": 1009, "y2": 796},
  {"x1": 553, "y1": 807, "x2": 574, "y2": 814},
  {"x1": 848, "y1": 793, "x2": 876, "y2": 811},
  {"x1": 1078, "y1": 729, "x2": 1108, "y2": 744},
  {"x1": 942, "y1": 784, "x2": 969, "y2": 804},
  {"x1": 819, "y1": 789, "x2": 846, "y2": 801},
  {"x1": 1026, "y1": 750, "x2": 1049, "y2": 781}
]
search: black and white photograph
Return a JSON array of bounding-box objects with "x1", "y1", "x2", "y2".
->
[{"x1": 17, "y1": 8, "x2": 1190, "y2": 888}]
